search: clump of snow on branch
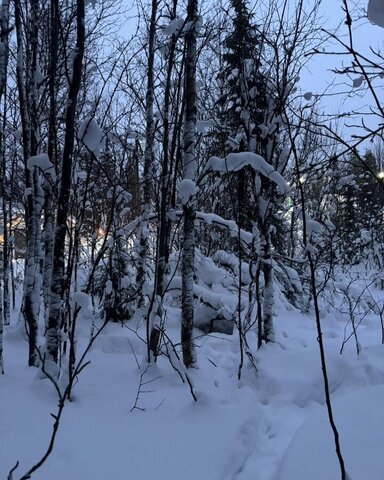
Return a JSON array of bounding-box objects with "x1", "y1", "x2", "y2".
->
[
  {"x1": 352, "y1": 76, "x2": 364, "y2": 88},
  {"x1": 161, "y1": 16, "x2": 203, "y2": 37},
  {"x1": 178, "y1": 179, "x2": 198, "y2": 205},
  {"x1": 78, "y1": 117, "x2": 105, "y2": 157},
  {"x1": 295, "y1": 207, "x2": 323, "y2": 240},
  {"x1": 368, "y1": 0, "x2": 384, "y2": 27},
  {"x1": 197, "y1": 212, "x2": 253, "y2": 246},
  {"x1": 204, "y1": 152, "x2": 290, "y2": 194},
  {"x1": 161, "y1": 18, "x2": 184, "y2": 36},
  {"x1": 72, "y1": 291, "x2": 90, "y2": 308},
  {"x1": 27, "y1": 154, "x2": 56, "y2": 179}
]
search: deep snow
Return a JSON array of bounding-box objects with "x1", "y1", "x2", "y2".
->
[{"x1": 1, "y1": 273, "x2": 384, "y2": 480}]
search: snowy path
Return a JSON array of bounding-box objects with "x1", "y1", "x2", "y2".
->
[{"x1": 232, "y1": 305, "x2": 384, "y2": 480}]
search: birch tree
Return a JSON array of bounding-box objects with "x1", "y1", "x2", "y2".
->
[
  {"x1": 146, "y1": 0, "x2": 186, "y2": 360},
  {"x1": 0, "y1": 0, "x2": 9, "y2": 373},
  {"x1": 0, "y1": 0, "x2": 9, "y2": 329},
  {"x1": 181, "y1": 0, "x2": 198, "y2": 368},
  {"x1": 15, "y1": 0, "x2": 45, "y2": 367},
  {"x1": 134, "y1": 0, "x2": 161, "y2": 363},
  {"x1": 43, "y1": 0, "x2": 59, "y2": 317},
  {"x1": 136, "y1": 0, "x2": 157, "y2": 312},
  {"x1": 45, "y1": 0, "x2": 85, "y2": 364}
]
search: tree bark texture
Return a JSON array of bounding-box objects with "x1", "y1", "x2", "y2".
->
[
  {"x1": 181, "y1": 0, "x2": 198, "y2": 368},
  {"x1": 15, "y1": 0, "x2": 42, "y2": 367},
  {"x1": 46, "y1": 0, "x2": 85, "y2": 364},
  {"x1": 138, "y1": 0, "x2": 157, "y2": 315},
  {"x1": 0, "y1": 0, "x2": 10, "y2": 328}
]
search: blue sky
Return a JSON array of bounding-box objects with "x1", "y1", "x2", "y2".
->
[
  {"x1": 119, "y1": 0, "x2": 383, "y2": 148},
  {"x1": 300, "y1": 0, "x2": 384, "y2": 141}
]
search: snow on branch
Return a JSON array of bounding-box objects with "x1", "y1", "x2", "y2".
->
[
  {"x1": 178, "y1": 179, "x2": 198, "y2": 205},
  {"x1": 196, "y1": 212, "x2": 254, "y2": 246},
  {"x1": 160, "y1": 16, "x2": 203, "y2": 37},
  {"x1": 168, "y1": 275, "x2": 236, "y2": 316},
  {"x1": 27, "y1": 154, "x2": 56, "y2": 179},
  {"x1": 78, "y1": 117, "x2": 105, "y2": 157},
  {"x1": 294, "y1": 207, "x2": 324, "y2": 242},
  {"x1": 203, "y1": 152, "x2": 291, "y2": 194},
  {"x1": 368, "y1": 0, "x2": 384, "y2": 27}
]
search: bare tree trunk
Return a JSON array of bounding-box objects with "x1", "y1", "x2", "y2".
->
[
  {"x1": 255, "y1": 262, "x2": 263, "y2": 348},
  {"x1": 0, "y1": 0, "x2": 9, "y2": 331},
  {"x1": 181, "y1": 0, "x2": 198, "y2": 368},
  {"x1": 46, "y1": 0, "x2": 85, "y2": 364},
  {"x1": 149, "y1": 3, "x2": 180, "y2": 361},
  {"x1": 15, "y1": 0, "x2": 42, "y2": 367},
  {"x1": 0, "y1": 0, "x2": 10, "y2": 354},
  {"x1": 43, "y1": 0, "x2": 59, "y2": 318},
  {"x1": 1, "y1": 178, "x2": 10, "y2": 328},
  {"x1": 137, "y1": 0, "x2": 157, "y2": 313},
  {"x1": 0, "y1": 270, "x2": 3, "y2": 373},
  {"x1": 262, "y1": 229, "x2": 274, "y2": 342}
]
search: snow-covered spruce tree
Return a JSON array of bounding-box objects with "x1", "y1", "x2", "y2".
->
[
  {"x1": 104, "y1": 230, "x2": 135, "y2": 324},
  {"x1": 45, "y1": 0, "x2": 85, "y2": 365},
  {"x1": 203, "y1": 0, "x2": 274, "y2": 345},
  {"x1": 207, "y1": 0, "x2": 265, "y2": 230},
  {"x1": 202, "y1": 0, "x2": 323, "y2": 346},
  {"x1": 91, "y1": 177, "x2": 135, "y2": 326},
  {"x1": 180, "y1": 0, "x2": 199, "y2": 368}
]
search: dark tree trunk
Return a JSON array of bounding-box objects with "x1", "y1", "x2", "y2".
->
[
  {"x1": 137, "y1": 0, "x2": 157, "y2": 315},
  {"x1": 181, "y1": 0, "x2": 198, "y2": 368},
  {"x1": 0, "y1": 0, "x2": 10, "y2": 331},
  {"x1": 149, "y1": 3, "x2": 180, "y2": 361},
  {"x1": 43, "y1": 0, "x2": 59, "y2": 318},
  {"x1": 46, "y1": 0, "x2": 85, "y2": 364}
]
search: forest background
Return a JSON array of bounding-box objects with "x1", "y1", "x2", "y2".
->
[{"x1": 0, "y1": 0, "x2": 384, "y2": 479}]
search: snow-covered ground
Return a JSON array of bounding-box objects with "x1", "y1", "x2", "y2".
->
[{"x1": 1, "y1": 276, "x2": 384, "y2": 480}]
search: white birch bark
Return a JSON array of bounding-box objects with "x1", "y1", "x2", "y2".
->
[
  {"x1": 23, "y1": 171, "x2": 43, "y2": 366},
  {"x1": 137, "y1": 0, "x2": 157, "y2": 314},
  {"x1": 262, "y1": 230, "x2": 274, "y2": 342},
  {"x1": 181, "y1": 0, "x2": 198, "y2": 368},
  {"x1": 43, "y1": 0, "x2": 59, "y2": 319},
  {"x1": 15, "y1": 0, "x2": 42, "y2": 366}
]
